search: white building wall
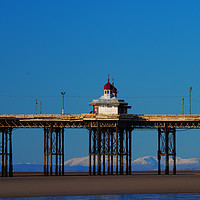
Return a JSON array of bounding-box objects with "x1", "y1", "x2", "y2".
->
[{"x1": 99, "y1": 106, "x2": 118, "y2": 114}]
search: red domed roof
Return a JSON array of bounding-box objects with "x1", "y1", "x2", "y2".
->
[
  {"x1": 112, "y1": 86, "x2": 117, "y2": 93},
  {"x1": 104, "y1": 77, "x2": 113, "y2": 90},
  {"x1": 104, "y1": 82, "x2": 112, "y2": 90},
  {"x1": 104, "y1": 76, "x2": 118, "y2": 93}
]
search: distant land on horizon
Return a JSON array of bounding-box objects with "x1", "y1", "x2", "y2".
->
[{"x1": 6, "y1": 156, "x2": 200, "y2": 172}]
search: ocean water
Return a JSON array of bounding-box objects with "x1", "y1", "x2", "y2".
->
[{"x1": 1, "y1": 193, "x2": 200, "y2": 200}]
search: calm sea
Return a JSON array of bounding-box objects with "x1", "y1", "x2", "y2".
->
[{"x1": 1, "y1": 193, "x2": 200, "y2": 200}]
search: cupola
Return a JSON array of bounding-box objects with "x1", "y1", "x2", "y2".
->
[
  {"x1": 89, "y1": 76, "x2": 131, "y2": 115},
  {"x1": 104, "y1": 76, "x2": 113, "y2": 99}
]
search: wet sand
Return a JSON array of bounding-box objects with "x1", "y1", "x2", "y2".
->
[{"x1": 1, "y1": 171, "x2": 200, "y2": 198}]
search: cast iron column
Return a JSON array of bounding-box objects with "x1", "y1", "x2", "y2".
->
[
  {"x1": 107, "y1": 129, "x2": 110, "y2": 175},
  {"x1": 62, "y1": 127, "x2": 64, "y2": 176},
  {"x1": 126, "y1": 130, "x2": 128, "y2": 175},
  {"x1": 116, "y1": 127, "x2": 118, "y2": 175},
  {"x1": 164, "y1": 127, "x2": 169, "y2": 175},
  {"x1": 89, "y1": 128, "x2": 91, "y2": 176},
  {"x1": 173, "y1": 128, "x2": 176, "y2": 175},
  {"x1": 46, "y1": 128, "x2": 49, "y2": 175},
  {"x1": 55, "y1": 128, "x2": 58, "y2": 176},
  {"x1": 9, "y1": 128, "x2": 13, "y2": 177},
  {"x1": 1, "y1": 130, "x2": 5, "y2": 177},
  {"x1": 97, "y1": 124, "x2": 101, "y2": 175},
  {"x1": 103, "y1": 131, "x2": 105, "y2": 175},
  {"x1": 111, "y1": 131, "x2": 113, "y2": 175},
  {"x1": 129, "y1": 129, "x2": 132, "y2": 175},
  {"x1": 44, "y1": 127, "x2": 47, "y2": 175},
  {"x1": 119, "y1": 130, "x2": 124, "y2": 175},
  {"x1": 50, "y1": 125, "x2": 53, "y2": 176},
  {"x1": 158, "y1": 128, "x2": 161, "y2": 175},
  {"x1": 59, "y1": 129, "x2": 61, "y2": 175},
  {"x1": 93, "y1": 130, "x2": 96, "y2": 175},
  {"x1": 4, "y1": 130, "x2": 8, "y2": 177}
]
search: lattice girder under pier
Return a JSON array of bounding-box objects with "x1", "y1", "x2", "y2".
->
[
  {"x1": 158, "y1": 127, "x2": 176, "y2": 175},
  {"x1": 0, "y1": 128, "x2": 13, "y2": 177},
  {"x1": 89, "y1": 124, "x2": 132, "y2": 176},
  {"x1": 44, "y1": 126, "x2": 64, "y2": 176}
]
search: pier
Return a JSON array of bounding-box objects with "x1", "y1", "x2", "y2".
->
[{"x1": 1, "y1": 114, "x2": 200, "y2": 177}]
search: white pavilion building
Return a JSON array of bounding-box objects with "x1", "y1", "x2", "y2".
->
[{"x1": 89, "y1": 77, "x2": 131, "y2": 115}]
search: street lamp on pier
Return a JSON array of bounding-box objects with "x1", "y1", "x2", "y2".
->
[
  {"x1": 189, "y1": 87, "x2": 192, "y2": 115},
  {"x1": 61, "y1": 92, "x2": 66, "y2": 115},
  {"x1": 35, "y1": 99, "x2": 38, "y2": 114}
]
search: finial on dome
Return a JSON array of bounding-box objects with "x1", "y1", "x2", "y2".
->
[{"x1": 108, "y1": 74, "x2": 110, "y2": 82}]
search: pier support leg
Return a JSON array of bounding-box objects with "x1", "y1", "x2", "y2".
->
[
  {"x1": 89, "y1": 128, "x2": 91, "y2": 176},
  {"x1": 44, "y1": 127, "x2": 47, "y2": 175},
  {"x1": 97, "y1": 125, "x2": 101, "y2": 175},
  {"x1": 126, "y1": 130, "x2": 128, "y2": 175},
  {"x1": 55, "y1": 129, "x2": 58, "y2": 176},
  {"x1": 129, "y1": 129, "x2": 132, "y2": 175},
  {"x1": 89, "y1": 125, "x2": 132, "y2": 176},
  {"x1": 158, "y1": 127, "x2": 176, "y2": 175},
  {"x1": 9, "y1": 128, "x2": 13, "y2": 177},
  {"x1": 111, "y1": 131, "x2": 113, "y2": 175},
  {"x1": 1, "y1": 129, "x2": 5, "y2": 177},
  {"x1": 1, "y1": 128, "x2": 13, "y2": 177},
  {"x1": 44, "y1": 126, "x2": 64, "y2": 176},
  {"x1": 173, "y1": 128, "x2": 176, "y2": 175},
  {"x1": 116, "y1": 127, "x2": 118, "y2": 175},
  {"x1": 120, "y1": 130, "x2": 123, "y2": 175},
  {"x1": 164, "y1": 127, "x2": 169, "y2": 175},
  {"x1": 4, "y1": 131, "x2": 8, "y2": 177},
  {"x1": 92, "y1": 130, "x2": 96, "y2": 175},
  {"x1": 62, "y1": 127, "x2": 64, "y2": 176},
  {"x1": 103, "y1": 131, "x2": 105, "y2": 175},
  {"x1": 158, "y1": 128, "x2": 161, "y2": 175},
  {"x1": 50, "y1": 125, "x2": 53, "y2": 176},
  {"x1": 59, "y1": 129, "x2": 61, "y2": 175},
  {"x1": 107, "y1": 129, "x2": 110, "y2": 175}
]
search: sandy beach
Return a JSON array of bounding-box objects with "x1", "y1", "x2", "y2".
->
[{"x1": 0, "y1": 171, "x2": 200, "y2": 198}]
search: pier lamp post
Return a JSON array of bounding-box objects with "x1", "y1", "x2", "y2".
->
[
  {"x1": 35, "y1": 99, "x2": 38, "y2": 115},
  {"x1": 182, "y1": 98, "x2": 184, "y2": 115},
  {"x1": 189, "y1": 87, "x2": 192, "y2": 115},
  {"x1": 40, "y1": 100, "x2": 42, "y2": 114},
  {"x1": 61, "y1": 92, "x2": 66, "y2": 115}
]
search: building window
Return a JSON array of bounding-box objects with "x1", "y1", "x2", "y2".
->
[
  {"x1": 105, "y1": 91, "x2": 106, "y2": 94},
  {"x1": 107, "y1": 91, "x2": 109, "y2": 94}
]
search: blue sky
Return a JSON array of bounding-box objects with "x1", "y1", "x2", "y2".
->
[{"x1": 1, "y1": 1, "x2": 200, "y2": 163}]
